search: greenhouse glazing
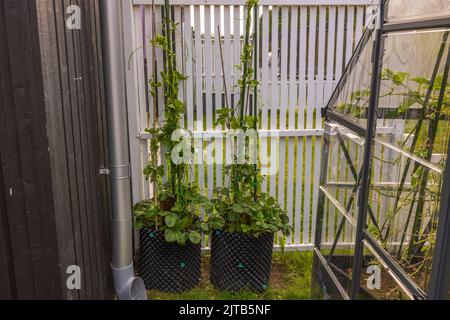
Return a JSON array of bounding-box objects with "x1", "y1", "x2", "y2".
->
[{"x1": 312, "y1": 0, "x2": 450, "y2": 300}]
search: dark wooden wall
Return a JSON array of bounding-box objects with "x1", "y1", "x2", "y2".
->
[{"x1": 0, "y1": 0, "x2": 113, "y2": 300}]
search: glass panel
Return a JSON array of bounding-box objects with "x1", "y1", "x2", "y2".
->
[
  {"x1": 367, "y1": 139, "x2": 444, "y2": 293},
  {"x1": 376, "y1": 29, "x2": 450, "y2": 170},
  {"x1": 322, "y1": 123, "x2": 364, "y2": 243},
  {"x1": 387, "y1": 0, "x2": 450, "y2": 22},
  {"x1": 325, "y1": 123, "x2": 365, "y2": 203},
  {"x1": 330, "y1": 35, "x2": 374, "y2": 126},
  {"x1": 320, "y1": 195, "x2": 356, "y2": 296},
  {"x1": 360, "y1": 244, "x2": 412, "y2": 300}
]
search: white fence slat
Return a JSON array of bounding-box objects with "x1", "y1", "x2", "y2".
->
[
  {"x1": 311, "y1": 5, "x2": 327, "y2": 243},
  {"x1": 355, "y1": 5, "x2": 365, "y2": 47},
  {"x1": 335, "y1": 6, "x2": 346, "y2": 80},
  {"x1": 174, "y1": 7, "x2": 184, "y2": 126},
  {"x1": 214, "y1": 5, "x2": 223, "y2": 188},
  {"x1": 346, "y1": 6, "x2": 355, "y2": 64},
  {"x1": 279, "y1": 7, "x2": 289, "y2": 131},
  {"x1": 277, "y1": 7, "x2": 289, "y2": 219},
  {"x1": 288, "y1": 7, "x2": 299, "y2": 131},
  {"x1": 204, "y1": 7, "x2": 214, "y2": 132},
  {"x1": 269, "y1": 6, "x2": 279, "y2": 199},
  {"x1": 261, "y1": 6, "x2": 270, "y2": 193},
  {"x1": 286, "y1": 6, "x2": 299, "y2": 245},
  {"x1": 233, "y1": 5, "x2": 241, "y2": 104},
  {"x1": 134, "y1": 6, "x2": 151, "y2": 198},
  {"x1": 295, "y1": 6, "x2": 307, "y2": 244},
  {"x1": 184, "y1": 6, "x2": 195, "y2": 133},
  {"x1": 223, "y1": 7, "x2": 232, "y2": 109},
  {"x1": 303, "y1": 6, "x2": 317, "y2": 244},
  {"x1": 194, "y1": 6, "x2": 205, "y2": 192},
  {"x1": 123, "y1": 1, "x2": 144, "y2": 204},
  {"x1": 204, "y1": 6, "x2": 214, "y2": 197},
  {"x1": 326, "y1": 6, "x2": 337, "y2": 100}
]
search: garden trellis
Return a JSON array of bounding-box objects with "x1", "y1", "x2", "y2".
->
[{"x1": 122, "y1": 0, "x2": 373, "y2": 250}]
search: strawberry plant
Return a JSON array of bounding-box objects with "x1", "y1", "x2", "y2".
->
[{"x1": 209, "y1": 0, "x2": 291, "y2": 239}]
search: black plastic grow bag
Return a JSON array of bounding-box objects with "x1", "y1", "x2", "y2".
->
[
  {"x1": 139, "y1": 228, "x2": 201, "y2": 293},
  {"x1": 210, "y1": 231, "x2": 274, "y2": 292}
]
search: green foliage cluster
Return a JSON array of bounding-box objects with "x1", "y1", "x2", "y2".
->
[
  {"x1": 134, "y1": 13, "x2": 215, "y2": 246},
  {"x1": 213, "y1": 183, "x2": 291, "y2": 237},
  {"x1": 135, "y1": 0, "x2": 290, "y2": 245},
  {"x1": 212, "y1": 0, "x2": 291, "y2": 238}
]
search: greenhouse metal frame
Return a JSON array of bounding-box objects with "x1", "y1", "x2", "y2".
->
[{"x1": 313, "y1": 0, "x2": 450, "y2": 300}]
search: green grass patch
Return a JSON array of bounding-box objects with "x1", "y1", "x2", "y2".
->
[{"x1": 147, "y1": 251, "x2": 313, "y2": 300}]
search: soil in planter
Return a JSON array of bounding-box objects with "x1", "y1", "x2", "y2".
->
[
  {"x1": 210, "y1": 232, "x2": 274, "y2": 293},
  {"x1": 139, "y1": 228, "x2": 201, "y2": 293}
]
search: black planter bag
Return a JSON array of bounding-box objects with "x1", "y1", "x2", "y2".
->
[
  {"x1": 211, "y1": 231, "x2": 274, "y2": 292},
  {"x1": 139, "y1": 228, "x2": 201, "y2": 293}
]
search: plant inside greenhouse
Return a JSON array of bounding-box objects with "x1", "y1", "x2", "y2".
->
[{"x1": 2, "y1": 0, "x2": 450, "y2": 309}]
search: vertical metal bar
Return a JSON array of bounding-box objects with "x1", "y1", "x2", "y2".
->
[
  {"x1": 429, "y1": 138, "x2": 450, "y2": 300},
  {"x1": 312, "y1": 124, "x2": 331, "y2": 297},
  {"x1": 314, "y1": 124, "x2": 331, "y2": 249},
  {"x1": 350, "y1": 0, "x2": 385, "y2": 300}
]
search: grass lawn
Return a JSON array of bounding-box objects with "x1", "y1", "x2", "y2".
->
[{"x1": 147, "y1": 251, "x2": 313, "y2": 300}]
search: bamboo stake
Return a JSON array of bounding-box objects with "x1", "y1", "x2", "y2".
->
[{"x1": 151, "y1": 0, "x2": 159, "y2": 207}]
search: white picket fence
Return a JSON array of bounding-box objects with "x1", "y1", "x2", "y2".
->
[{"x1": 122, "y1": 0, "x2": 373, "y2": 250}]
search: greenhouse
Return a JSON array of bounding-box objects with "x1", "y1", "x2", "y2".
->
[{"x1": 0, "y1": 0, "x2": 450, "y2": 304}]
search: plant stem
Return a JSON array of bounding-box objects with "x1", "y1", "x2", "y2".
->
[
  {"x1": 253, "y1": 3, "x2": 259, "y2": 200},
  {"x1": 406, "y1": 43, "x2": 450, "y2": 260},
  {"x1": 387, "y1": 32, "x2": 449, "y2": 246},
  {"x1": 151, "y1": 0, "x2": 159, "y2": 209},
  {"x1": 217, "y1": 26, "x2": 230, "y2": 111},
  {"x1": 238, "y1": 4, "x2": 254, "y2": 124}
]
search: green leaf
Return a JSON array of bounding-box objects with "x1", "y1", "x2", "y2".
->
[
  {"x1": 165, "y1": 229, "x2": 177, "y2": 243},
  {"x1": 232, "y1": 204, "x2": 245, "y2": 214},
  {"x1": 189, "y1": 231, "x2": 202, "y2": 244},
  {"x1": 200, "y1": 223, "x2": 211, "y2": 234},
  {"x1": 398, "y1": 91, "x2": 419, "y2": 113},
  {"x1": 393, "y1": 72, "x2": 408, "y2": 85},
  {"x1": 165, "y1": 214, "x2": 178, "y2": 228},
  {"x1": 412, "y1": 77, "x2": 430, "y2": 86},
  {"x1": 176, "y1": 231, "x2": 189, "y2": 246},
  {"x1": 210, "y1": 216, "x2": 226, "y2": 230}
]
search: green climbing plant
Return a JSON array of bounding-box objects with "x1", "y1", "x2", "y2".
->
[
  {"x1": 209, "y1": 0, "x2": 292, "y2": 238},
  {"x1": 134, "y1": 5, "x2": 221, "y2": 246}
]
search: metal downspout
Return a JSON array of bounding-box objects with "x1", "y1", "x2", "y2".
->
[{"x1": 100, "y1": 0, "x2": 146, "y2": 300}]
